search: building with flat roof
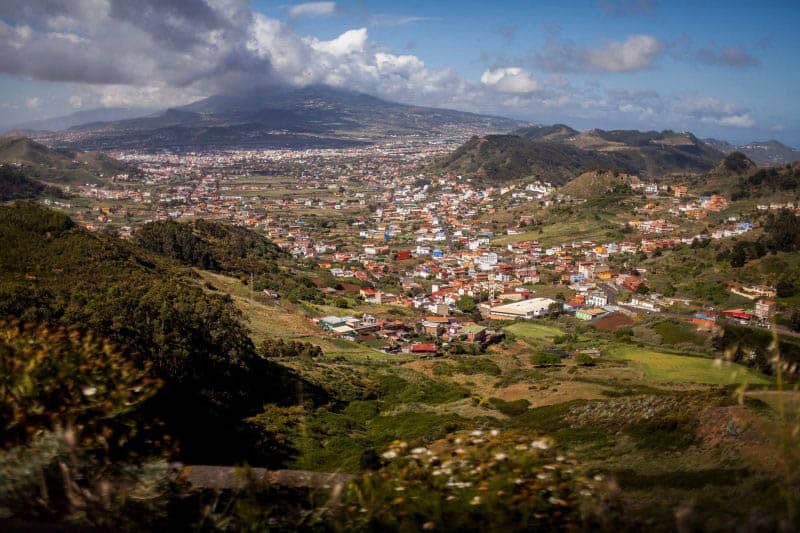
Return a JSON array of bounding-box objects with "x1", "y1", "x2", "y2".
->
[{"x1": 488, "y1": 298, "x2": 556, "y2": 320}]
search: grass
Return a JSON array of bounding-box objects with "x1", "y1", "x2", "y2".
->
[
  {"x1": 652, "y1": 320, "x2": 708, "y2": 347},
  {"x1": 504, "y1": 321, "x2": 564, "y2": 340},
  {"x1": 609, "y1": 346, "x2": 771, "y2": 385},
  {"x1": 491, "y1": 220, "x2": 612, "y2": 246}
]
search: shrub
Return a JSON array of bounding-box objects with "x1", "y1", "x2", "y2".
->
[
  {"x1": 575, "y1": 353, "x2": 595, "y2": 366},
  {"x1": 0, "y1": 320, "x2": 160, "y2": 449},
  {"x1": 531, "y1": 352, "x2": 562, "y2": 366},
  {"x1": 488, "y1": 398, "x2": 531, "y2": 416},
  {"x1": 328, "y1": 430, "x2": 601, "y2": 531}
]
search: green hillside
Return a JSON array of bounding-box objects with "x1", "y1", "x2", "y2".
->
[
  {"x1": 0, "y1": 136, "x2": 134, "y2": 184},
  {"x1": 434, "y1": 127, "x2": 724, "y2": 184},
  {"x1": 0, "y1": 165, "x2": 64, "y2": 201},
  {"x1": 0, "y1": 202, "x2": 325, "y2": 465}
]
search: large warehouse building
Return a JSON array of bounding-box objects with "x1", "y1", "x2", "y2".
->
[{"x1": 488, "y1": 298, "x2": 557, "y2": 320}]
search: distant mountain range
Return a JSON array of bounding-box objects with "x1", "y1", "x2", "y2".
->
[
  {"x1": 0, "y1": 135, "x2": 134, "y2": 184},
  {"x1": 31, "y1": 85, "x2": 524, "y2": 151},
  {"x1": 7, "y1": 107, "x2": 155, "y2": 134},
  {"x1": 702, "y1": 138, "x2": 800, "y2": 166},
  {"x1": 433, "y1": 126, "x2": 725, "y2": 184}
]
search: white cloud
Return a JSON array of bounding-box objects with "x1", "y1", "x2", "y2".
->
[
  {"x1": 587, "y1": 34, "x2": 661, "y2": 72},
  {"x1": 0, "y1": 2, "x2": 759, "y2": 136},
  {"x1": 715, "y1": 114, "x2": 755, "y2": 128},
  {"x1": 25, "y1": 96, "x2": 41, "y2": 109},
  {"x1": 288, "y1": 2, "x2": 336, "y2": 18},
  {"x1": 308, "y1": 28, "x2": 367, "y2": 56},
  {"x1": 480, "y1": 67, "x2": 539, "y2": 94}
]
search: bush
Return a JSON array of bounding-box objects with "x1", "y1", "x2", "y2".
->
[
  {"x1": 488, "y1": 397, "x2": 531, "y2": 416},
  {"x1": 575, "y1": 353, "x2": 595, "y2": 366},
  {"x1": 0, "y1": 320, "x2": 160, "y2": 449},
  {"x1": 328, "y1": 430, "x2": 601, "y2": 531},
  {"x1": 531, "y1": 352, "x2": 562, "y2": 366}
]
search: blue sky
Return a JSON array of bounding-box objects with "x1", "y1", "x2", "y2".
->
[{"x1": 1, "y1": 0, "x2": 798, "y2": 145}]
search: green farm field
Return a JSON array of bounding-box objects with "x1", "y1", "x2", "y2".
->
[{"x1": 609, "y1": 346, "x2": 771, "y2": 385}]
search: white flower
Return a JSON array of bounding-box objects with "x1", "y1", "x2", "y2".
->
[
  {"x1": 531, "y1": 439, "x2": 550, "y2": 450},
  {"x1": 470, "y1": 495, "x2": 481, "y2": 505},
  {"x1": 490, "y1": 429, "x2": 499, "y2": 436},
  {"x1": 82, "y1": 386, "x2": 97, "y2": 396},
  {"x1": 593, "y1": 474, "x2": 604, "y2": 482},
  {"x1": 493, "y1": 452, "x2": 508, "y2": 461},
  {"x1": 471, "y1": 430, "x2": 483, "y2": 436},
  {"x1": 382, "y1": 450, "x2": 398, "y2": 460},
  {"x1": 411, "y1": 447, "x2": 428, "y2": 454}
]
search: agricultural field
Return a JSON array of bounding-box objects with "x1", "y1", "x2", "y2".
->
[
  {"x1": 609, "y1": 346, "x2": 771, "y2": 385},
  {"x1": 503, "y1": 321, "x2": 564, "y2": 340}
]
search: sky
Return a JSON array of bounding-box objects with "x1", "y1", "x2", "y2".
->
[{"x1": 0, "y1": 0, "x2": 798, "y2": 145}]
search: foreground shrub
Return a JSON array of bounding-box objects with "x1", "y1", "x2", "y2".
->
[
  {"x1": 329, "y1": 430, "x2": 601, "y2": 531},
  {"x1": 0, "y1": 320, "x2": 160, "y2": 449}
]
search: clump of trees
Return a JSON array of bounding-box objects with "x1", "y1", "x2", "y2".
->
[
  {"x1": 722, "y1": 209, "x2": 800, "y2": 267},
  {"x1": 259, "y1": 338, "x2": 322, "y2": 358}
]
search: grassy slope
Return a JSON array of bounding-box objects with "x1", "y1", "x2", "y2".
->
[
  {"x1": 504, "y1": 321, "x2": 565, "y2": 340},
  {"x1": 609, "y1": 346, "x2": 770, "y2": 385}
]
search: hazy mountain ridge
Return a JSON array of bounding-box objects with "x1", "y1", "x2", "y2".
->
[
  {"x1": 702, "y1": 137, "x2": 800, "y2": 166},
  {"x1": 8, "y1": 107, "x2": 155, "y2": 133},
  {"x1": 34, "y1": 85, "x2": 525, "y2": 151}
]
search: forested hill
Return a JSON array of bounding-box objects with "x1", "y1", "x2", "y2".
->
[
  {"x1": 432, "y1": 134, "x2": 638, "y2": 185},
  {"x1": 0, "y1": 203, "x2": 327, "y2": 464},
  {"x1": 0, "y1": 165, "x2": 64, "y2": 201},
  {"x1": 0, "y1": 135, "x2": 134, "y2": 184},
  {"x1": 133, "y1": 219, "x2": 326, "y2": 302},
  {"x1": 433, "y1": 128, "x2": 724, "y2": 184}
]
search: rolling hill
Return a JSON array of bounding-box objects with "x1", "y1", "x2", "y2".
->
[
  {"x1": 0, "y1": 135, "x2": 134, "y2": 184},
  {"x1": 434, "y1": 127, "x2": 724, "y2": 184},
  {"x1": 560, "y1": 169, "x2": 641, "y2": 199},
  {"x1": 35, "y1": 85, "x2": 524, "y2": 151},
  {"x1": 687, "y1": 151, "x2": 800, "y2": 199}
]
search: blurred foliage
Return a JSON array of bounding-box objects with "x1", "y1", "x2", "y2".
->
[
  {"x1": 327, "y1": 431, "x2": 603, "y2": 532},
  {"x1": 0, "y1": 320, "x2": 159, "y2": 450}
]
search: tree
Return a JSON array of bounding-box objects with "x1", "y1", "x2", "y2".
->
[
  {"x1": 764, "y1": 209, "x2": 800, "y2": 253},
  {"x1": 575, "y1": 353, "x2": 595, "y2": 366},
  {"x1": 787, "y1": 308, "x2": 800, "y2": 333},
  {"x1": 548, "y1": 301, "x2": 563, "y2": 316},
  {"x1": 456, "y1": 295, "x2": 477, "y2": 313},
  {"x1": 531, "y1": 352, "x2": 561, "y2": 366},
  {"x1": 777, "y1": 279, "x2": 797, "y2": 298}
]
